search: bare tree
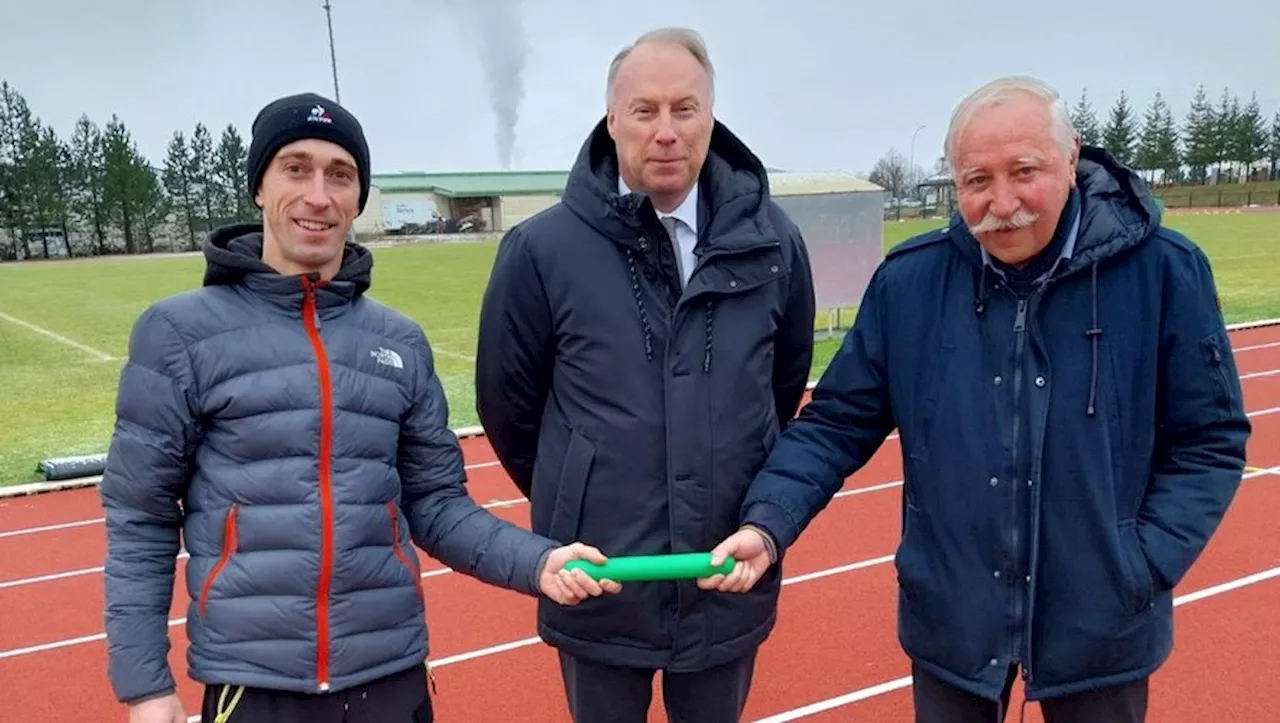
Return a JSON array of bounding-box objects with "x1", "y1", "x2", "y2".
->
[{"x1": 868, "y1": 147, "x2": 910, "y2": 200}]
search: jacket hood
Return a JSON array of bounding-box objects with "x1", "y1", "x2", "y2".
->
[
  {"x1": 561, "y1": 117, "x2": 781, "y2": 254},
  {"x1": 1066, "y1": 144, "x2": 1163, "y2": 269},
  {"x1": 202, "y1": 223, "x2": 373, "y2": 300}
]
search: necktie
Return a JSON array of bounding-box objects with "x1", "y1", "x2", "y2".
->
[{"x1": 661, "y1": 216, "x2": 685, "y2": 286}]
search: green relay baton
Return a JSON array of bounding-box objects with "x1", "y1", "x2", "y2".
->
[{"x1": 563, "y1": 552, "x2": 736, "y2": 582}]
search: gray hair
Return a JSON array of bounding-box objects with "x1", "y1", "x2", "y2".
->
[
  {"x1": 605, "y1": 26, "x2": 716, "y2": 108},
  {"x1": 944, "y1": 75, "x2": 1077, "y2": 175}
]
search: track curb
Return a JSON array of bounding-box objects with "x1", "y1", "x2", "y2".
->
[{"x1": 3, "y1": 318, "x2": 1278, "y2": 500}]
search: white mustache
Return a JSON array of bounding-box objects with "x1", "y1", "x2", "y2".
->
[{"x1": 968, "y1": 207, "x2": 1039, "y2": 235}]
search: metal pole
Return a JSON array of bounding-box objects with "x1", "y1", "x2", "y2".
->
[
  {"x1": 909, "y1": 124, "x2": 925, "y2": 201},
  {"x1": 324, "y1": 0, "x2": 340, "y2": 103}
]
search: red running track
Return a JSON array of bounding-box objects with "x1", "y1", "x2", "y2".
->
[{"x1": 2, "y1": 323, "x2": 1279, "y2": 722}]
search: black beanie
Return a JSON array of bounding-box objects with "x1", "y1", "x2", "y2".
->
[{"x1": 246, "y1": 92, "x2": 372, "y2": 214}]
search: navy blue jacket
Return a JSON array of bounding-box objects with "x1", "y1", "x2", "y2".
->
[
  {"x1": 739, "y1": 147, "x2": 1251, "y2": 700},
  {"x1": 475, "y1": 118, "x2": 815, "y2": 672}
]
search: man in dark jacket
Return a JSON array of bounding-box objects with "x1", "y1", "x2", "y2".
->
[
  {"x1": 100, "y1": 92, "x2": 619, "y2": 723},
  {"x1": 474, "y1": 27, "x2": 815, "y2": 723},
  {"x1": 699, "y1": 75, "x2": 1251, "y2": 722}
]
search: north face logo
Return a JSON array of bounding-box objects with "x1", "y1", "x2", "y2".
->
[{"x1": 371, "y1": 347, "x2": 404, "y2": 369}]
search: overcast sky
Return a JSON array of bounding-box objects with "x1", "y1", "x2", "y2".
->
[{"x1": 3, "y1": 0, "x2": 1276, "y2": 178}]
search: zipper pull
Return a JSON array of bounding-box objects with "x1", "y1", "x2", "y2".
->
[
  {"x1": 303, "y1": 278, "x2": 322, "y2": 330},
  {"x1": 1013, "y1": 299, "x2": 1028, "y2": 332}
]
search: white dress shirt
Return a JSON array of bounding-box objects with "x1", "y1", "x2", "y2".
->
[{"x1": 619, "y1": 178, "x2": 699, "y2": 286}]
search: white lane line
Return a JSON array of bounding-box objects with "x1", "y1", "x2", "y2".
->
[
  {"x1": 431, "y1": 347, "x2": 475, "y2": 362},
  {"x1": 0, "y1": 461, "x2": 503, "y2": 539},
  {"x1": 0, "y1": 517, "x2": 104, "y2": 539},
  {"x1": 1235, "y1": 340, "x2": 1280, "y2": 353},
  {"x1": 752, "y1": 677, "x2": 916, "y2": 722},
  {"x1": 1241, "y1": 369, "x2": 1280, "y2": 381},
  {"x1": 0, "y1": 310, "x2": 115, "y2": 361},
  {"x1": 749, "y1": 564, "x2": 1280, "y2": 722},
  {"x1": 0, "y1": 618, "x2": 186, "y2": 660},
  {"x1": 0, "y1": 553, "x2": 191, "y2": 590}
]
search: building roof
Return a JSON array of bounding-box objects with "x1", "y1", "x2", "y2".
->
[
  {"x1": 370, "y1": 169, "x2": 883, "y2": 198},
  {"x1": 768, "y1": 171, "x2": 884, "y2": 195},
  {"x1": 370, "y1": 171, "x2": 569, "y2": 197}
]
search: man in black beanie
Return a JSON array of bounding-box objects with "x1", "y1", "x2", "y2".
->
[
  {"x1": 238, "y1": 92, "x2": 373, "y2": 280},
  {"x1": 99, "y1": 92, "x2": 622, "y2": 723}
]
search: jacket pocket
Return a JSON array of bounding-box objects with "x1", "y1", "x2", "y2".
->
[
  {"x1": 1117, "y1": 519, "x2": 1154, "y2": 615},
  {"x1": 1199, "y1": 331, "x2": 1235, "y2": 416},
  {"x1": 386, "y1": 502, "x2": 424, "y2": 604},
  {"x1": 199, "y1": 504, "x2": 238, "y2": 617},
  {"x1": 548, "y1": 430, "x2": 597, "y2": 543},
  {"x1": 894, "y1": 501, "x2": 925, "y2": 600}
]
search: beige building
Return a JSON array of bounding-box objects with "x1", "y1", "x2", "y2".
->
[
  {"x1": 353, "y1": 171, "x2": 567, "y2": 237},
  {"x1": 353, "y1": 168, "x2": 884, "y2": 238}
]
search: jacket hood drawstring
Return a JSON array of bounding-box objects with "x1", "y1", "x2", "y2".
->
[
  {"x1": 972, "y1": 258, "x2": 1103, "y2": 418},
  {"x1": 624, "y1": 247, "x2": 655, "y2": 362},
  {"x1": 1085, "y1": 261, "x2": 1102, "y2": 417},
  {"x1": 622, "y1": 245, "x2": 717, "y2": 373}
]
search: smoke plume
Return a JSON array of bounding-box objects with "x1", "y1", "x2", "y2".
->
[{"x1": 452, "y1": 0, "x2": 528, "y2": 169}]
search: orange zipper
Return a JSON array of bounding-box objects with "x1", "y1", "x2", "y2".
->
[
  {"x1": 199, "y1": 504, "x2": 238, "y2": 617},
  {"x1": 302, "y1": 276, "x2": 336, "y2": 692},
  {"x1": 387, "y1": 502, "x2": 424, "y2": 604}
]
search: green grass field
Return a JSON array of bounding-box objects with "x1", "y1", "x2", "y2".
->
[{"x1": 1, "y1": 212, "x2": 1276, "y2": 486}]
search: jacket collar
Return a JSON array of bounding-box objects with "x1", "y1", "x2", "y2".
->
[
  {"x1": 201, "y1": 223, "x2": 373, "y2": 313},
  {"x1": 562, "y1": 117, "x2": 780, "y2": 258},
  {"x1": 619, "y1": 175, "x2": 700, "y2": 238}
]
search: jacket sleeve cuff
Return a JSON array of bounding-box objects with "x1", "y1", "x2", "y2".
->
[
  {"x1": 740, "y1": 501, "x2": 800, "y2": 554},
  {"x1": 526, "y1": 542, "x2": 556, "y2": 597},
  {"x1": 122, "y1": 685, "x2": 176, "y2": 706},
  {"x1": 739, "y1": 524, "x2": 779, "y2": 564}
]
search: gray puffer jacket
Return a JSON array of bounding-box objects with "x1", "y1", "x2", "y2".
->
[{"x1": 99, "y1": 225, "x2": 558, "y2": 704}]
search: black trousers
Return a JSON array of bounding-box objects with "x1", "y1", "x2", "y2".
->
[
  {"x1": 557, "y1": 649, "x2": 757, "y2": 723},
  {"x1": 200, "y1": 664, "x2": 433, "y2": 723},
  {"x1": 912, "y1": 662, "x2": 1149, "y2": 723}
]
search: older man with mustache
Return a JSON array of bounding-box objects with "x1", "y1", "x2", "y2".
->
[{"x1": 698, "y1": 75, "x2": 1251, "y2": 722}]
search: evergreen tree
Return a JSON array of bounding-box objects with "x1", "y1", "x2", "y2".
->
[
  {"x1": 1182, "y1": 85, "x2": 1217, "y2": 183},
  {"x1": 1071, "y1": 90, "x2": 1102, "y2": 146},
  {"x1": 214, "y1": 124, "x2": 253, "y2": 223},
  {"x1": 162, "y1": 131, "x2": 200, "y2": 250},
  {"x1": 1102, "y1": 91, "x2": 1137, "y2": 165},
  {"x1": 1213, "y1": 89, "x2": 1239, "y2": 181},
  {"x1": 1270, "y1": 112, "x2": 1280, "y2": 181},
  {"x1": 1230, "y1": 93, "x2": 1267, "y2": 183},
  {"x1": 1135, "y1": 93, "x2": 1181, "y2": 184},
  {"x1": 68, "y1": 116, "x2": 109, "y2": 255}
]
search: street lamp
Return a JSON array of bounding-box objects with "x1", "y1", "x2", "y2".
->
[
  {"x1": 323, "y1": 0, "x2": 341, "y2": 103},
  {"x1": 909, "y1": 124, "x2": 925, "y2": 201}
]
